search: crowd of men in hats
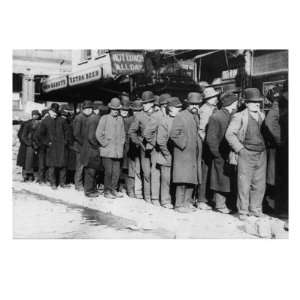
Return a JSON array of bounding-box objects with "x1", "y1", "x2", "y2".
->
[{"x1": 16, "y1": 81, "x2": 288, "y2": 219}]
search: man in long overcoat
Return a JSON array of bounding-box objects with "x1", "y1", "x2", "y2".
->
[
  {"x1": 80, "y1": 101, "x2": 102, "y2": 197},
  {"x1": 16, "y1": 119, "x2": 29, "y2": 180},
  {"x1": 73, "y1": 101, "x2": 93, "y2": 190},
  {"x1": 96, "y1": 98, "x2": 125, "y2": 199},
  {"x1": 21, "y1": 110, "x2": 41, "y2": 181},
  {"x1": 129, "y1": 91, "x2": 163, "y2": 205},
  {"x1": 206, "y1": 92, "x2": 238, "y2": 214},
  {"x1": 38, "y1": 103, "x2": 71, "y2": 189},
  {"x1": 170, "y1": 93, "x2": 203, "y2": 213}
]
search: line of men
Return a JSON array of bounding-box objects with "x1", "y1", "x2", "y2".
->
[{"x1": 16, "y1": 82, "x2": 288, "y2": 219}]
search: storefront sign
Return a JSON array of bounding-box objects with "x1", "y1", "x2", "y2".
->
[
  {"x1": 42, "y1": 76, "x2": 67, "y2": 93},
  {"x1": 110, "y1": 51, "x2": 144, "y2": 74},
  {"x1": 69, "y1": 67, "x2": 102, "y2": 86},
  {"x1": 222, "y1": 69, "x2": 238, "y2": 80}
]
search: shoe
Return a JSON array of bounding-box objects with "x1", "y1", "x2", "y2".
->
[
  {"x1": 152, "y1": 199, "x2": 160, "y2": 206},
  {"x1": 51, "y1": 185, "x2": 57, "y2": 190},
  {"x1": 174, "y1": 207, "x2": 195, "y2": 213},
  {"x1": 85, "y1": 192, "x2": 99, "y2": 198},
  {"x1": 111, "y1": 190, "x2": 124, "y2": 198},
  {"x1": 75, "y1": 186, "x2": 84, "y2": 191},
  {"x1": 104, "y1": 192, "x2": 116, "y2": 199},
  {"x1": 250, "y1": 211, "x2": 267, "y2": 218},
  {"x1": 186, "y1": 203, "x2": 197, "y2": 211},
  {"x1": 60, "y1": 184, "x2": 71, "y2": 189},
  {"x1": 197, "y1": 202, "x2": 212, "y2": 210},
  {"x1": 162, "y1": 203, "x2": 173, "y2": 209},
  {"x1": 216, "y1": 207, "x2": 231, "y2": 214},
  {"x1": 239, "y1": 214, "x2": 248, "y2": 221}
]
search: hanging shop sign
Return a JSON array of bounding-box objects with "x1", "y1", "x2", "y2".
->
[
  {"x1": 222, "y1": 69, "x2": 238, "y2": 80},
  {"x1": 69, "y1": 67, "x2": 102, "y2": 86},
  {"x1": 42, "y1": 76, "x2": 68, "y2": 93},
  {"x1": 110, "y1": 51, "x2": 144, "y2": 75}
]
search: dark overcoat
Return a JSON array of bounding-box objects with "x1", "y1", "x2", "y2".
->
[
  {"x1": 206, "y1": 108, "x2": 232, "y2": 193},
  {"x1": 72, "y1": 112, "x2": 90, "y2": 153},
  {"x1": 122, "y1": 115, "x2": 135, "y2": 169},
  {"x1": 38, "y1": 116, "x2": 71, "y2": 168},
  {"x1": 16, "y1": 121, "x2": 27, "y2": 168},
  {"x1": 170, "y1": 109, "x2": 202, "y2": 185},
  {"x1": 80, "y1": 113, "x2": 101, "y2": 170},
  {"x1": 21, "y1": 119, "x2": 40, "y2": 172}
]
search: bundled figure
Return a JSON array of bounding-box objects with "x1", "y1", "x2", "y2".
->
[{"x1": 96, "y1": 98, "x2": 125, "y2": 199}]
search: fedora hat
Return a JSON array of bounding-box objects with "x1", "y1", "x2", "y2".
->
[
  {"x1": 131, "y1": 99, "x2": 143, "y2": 111},
  {"x1": 141, "y1": 91, "x2": 155, "y2": 103},
  {"x1": 203, "y1": 87, "x2": 220, "y2": 101},
  {"x1": 220, "y1": 92, "x2": 238, "y2": 107},
  {"x1": 93, "y1": 101, "x2": 104, "y2": 109},
  {"x1": 50, "y1": 103, "x2": 60, "y2": 114},
  {"x1": 244, "y1": 88, "x2": 264, "y2": 103},
  {"x1": 159, "y1": 93, "x2": 171, "y2": 106},
  {"x1": 167, "y1": 97, "x2": 182, "y2": 108},
  {"x1": 187, "y1": 92, "x2": 203, "y2": 104},
  {"x1": 108, "y1": 97, "x2": 122, "y2": 110},
  {"x1": 82, "y1": 100, "x2": 93, "y2": 109}
]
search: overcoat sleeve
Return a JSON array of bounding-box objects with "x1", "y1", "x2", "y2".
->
[
  {"x1": 95, "y1": 115, "x2": 108, "y2": 147},
  {"x1": 128, "y1": 116, "x2": 142, "y2": 145},
  {"x1": 88, "y1": 117, "x2": 100, "y2": 147},
  {"x1": 225, "y1": 113, "x2": 244, "y2": 153},
  {"x1": 170, "y1": 114, "x2": 187, "y2": 150},
  {"x1": 21, "y1": 122, "x2": 31, "y2": 146},
  {"x1": 265, "y1": 107, "x2": 281, "y2": 145},
  {"x1": 73, "y1": 116, "x2": 83, "y2": 146},
  {"x1": 157, "y1": 121, "x2": 170, "y2": 158},
  {"x1": 206, "y1": 116, "x2": 221, "y2": 158}
]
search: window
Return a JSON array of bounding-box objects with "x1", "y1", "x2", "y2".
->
[
  {"x1": 82, "y1": 49, "x2": 92, "y2": 60},
  {"x1": 96, "y1": 49, "x2": 108, "y2": 56}
]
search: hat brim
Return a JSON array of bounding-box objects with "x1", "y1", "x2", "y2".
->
[
  {"x1": 245, "y1": 98, "x2": 264, "y2": 103},
  {"x1": 121, "y1": 106, "x2": 131, "y2": 111},
  {"x1": 203, "y1": 91, "x2": 220, "y2": 101},
  {"x1": 108, "y1": 104, "x2": 122, "y2": 110},
  {"x1": 142, "y1": 98, "x2": 155, "y2": 104}
]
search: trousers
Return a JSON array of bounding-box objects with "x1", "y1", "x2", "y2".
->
[
  {"x1": 102, "y1": 157, "x2": 121, "y2": 192},
  {"x1": 48, "y1": 167, "x2": 66, "y2": 187},
  {"x1": 237, "y1": 149, "x2": 267, "y2": 215},
  {"x1": 140, "y1": 148, "x2": 160, "y2": 201},
  {"x1": 175, "y1": 184, "x2": 194, "y2": 208},
  {"x1": 84, "y1": 167, "x2": 97, "y2": 195},
  {"x1": 160, "y1": 165, "x2": 171, "y2": 205},
  {"x1": 74, "y1": 152, "x2": 84, "y2": 188},
  {"x1": 37, "y1": 148, "x2": 47, "y2": 182},
  {"x1": 214, "y1": 192, "x2": 227, "y2": 209}
]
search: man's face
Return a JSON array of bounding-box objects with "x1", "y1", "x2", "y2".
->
[
  {"x1": 143, "y1": 102, "x2": 154, "y2": 113},
  {"x1": 32, "y1": 114, "x2": 39, "y2": 120},
  {"x1": 110, "y1": 109, "x2": 119, "y2": 117},
  {"x1": 169, "y1": 106, "x2": 181, "y2": 117},
  {"x1": 49, "y1": 110, "x2": 57, "y2": 119},
  {"x1": 207, "y1": 96, "x2": 218, "y2": 106},
  {"x1": 93, "y1": 109, "x2": 100, "y2": 115},
  {"x1": 83, "y1": 108, "x2": 93, "y2": 116},
  {"x1": 247, "y1": 102, "x2": 261, "y2": 112},
  {"x1": 120, "y1": 110, "x2": 129, "y2": 118},
  {"x1": 189, "y1": 104, "x2": 200, "y2": 114}
]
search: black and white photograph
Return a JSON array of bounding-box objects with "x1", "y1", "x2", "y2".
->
[{"x1": 12, "y1": 49, "x2": 289, "y2": 239}]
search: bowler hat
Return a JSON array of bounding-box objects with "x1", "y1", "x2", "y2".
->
[
  {"x1": 220, "y1": 92, "x2": 238, "y2": 107},
  {"x1": 167, "y1": 97, "x2": 182, "y2": 108},
  {"x1": 31, "y1": 110, "x2": 41, "y2": 117},
  {"x1": 108, "y1": 97, "x2": 122, "y2": 110},
  {"x1": 141, "y1": 91, "x2": 155, "y2": 103},
  {"x1": 203, "y1": 87, "x2": 220, "y2": 101},
  {"x1": 187, "y1": 92, "x2": 203, "y2": 104},
  {"x1": 244, "y1": 88, "x2": 264, "y2": 103},
  {"x1": 222, "y1": 83, "x2": 241, "y2": 94},
  {"x1": 50, "y1": 103, "x2": 60, "y2": 114},
  {"x1": 131, "y1": 99, "x2": 143, "y2": 111},
  {"x1": 82, "y1": 100, "x2": 93, "y2": 109},
  {"x1": 159, "y1": 93, "x2": 171, "y2": 106}
]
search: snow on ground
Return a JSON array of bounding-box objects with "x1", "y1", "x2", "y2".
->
[{"x1": 13, "y1": 180, "x2": 259, "y2": 239}]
